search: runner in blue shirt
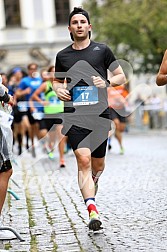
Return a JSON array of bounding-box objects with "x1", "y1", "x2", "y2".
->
[{"x1": 16, "y1": 63, "x2": 43, "y2": 157}]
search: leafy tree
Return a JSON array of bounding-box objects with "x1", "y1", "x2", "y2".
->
[{"x1": 84, "y1": 0, "x2": 167, "y2": 73}]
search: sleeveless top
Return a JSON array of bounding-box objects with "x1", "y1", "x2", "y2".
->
[{"x1": 44, "y1": 81, "x2": 64, "y2": 114}]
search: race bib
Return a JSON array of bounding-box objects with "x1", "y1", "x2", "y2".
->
[
  {"x1": 73, "y1": 86, "x2": 98, "y2": 106},
  {"x1": 17, "y1": 101, "x2": 28, "y2": 112}
]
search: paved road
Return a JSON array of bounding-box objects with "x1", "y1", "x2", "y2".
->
[{"x1": 0, "y1": 130, "x2": 167, "y2": 251}]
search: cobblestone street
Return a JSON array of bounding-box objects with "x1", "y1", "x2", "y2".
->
[{"x1": 0, "y1": 130, "x2": 167, "y2": 252}]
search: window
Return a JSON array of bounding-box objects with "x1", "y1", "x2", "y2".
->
[
  {"x1": 55, "y1": 0, "x2": 70, "y2": 24},
  {"x1": 4, "y1": 0, "x2": 21, "y2": 27}
]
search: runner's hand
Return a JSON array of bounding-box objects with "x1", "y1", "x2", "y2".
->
[
  {"x1": 8, "y1": 95, "x2": 14, "y2": 106},
  {"x1": 56, "y1": 88, "x2": 71, "y2": 101},
  {"x1": 25, "y1": 87, "x2": 31, "y2": 94},
  {"x1": 30, "y1": 106, "x2": 35, "y2": 113},
  {"x1": 92, "y1": 76, "x2": 106, "y2": 88},
  {"x1": 41, "y1": 100, "x2": 49, "y2": 106}
]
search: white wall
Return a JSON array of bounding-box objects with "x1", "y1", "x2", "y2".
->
[
  {"x1": 69, "y1": 0, "x2": 83, "y2": 11},
  {"x1": 0, "y1": 0, "x2": 6, "y2": 29}
]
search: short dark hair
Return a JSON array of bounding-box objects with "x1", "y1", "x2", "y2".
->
[
  {"x1": 68, "y1": 7, "x2": 91, "y2": 41},
  {"x1": 68, "y1": 7, "x2": 90, "y2": 25},
  {"x1": 27, "y1": 63, "x2": 38, "y2": 70},
  {"x1": 48, "y1": 65, "x2": 55, "y2": 72}
]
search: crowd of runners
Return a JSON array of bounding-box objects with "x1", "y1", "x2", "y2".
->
[{"x1": 1, "y1": 64, "x2": 68, "y2": 167}]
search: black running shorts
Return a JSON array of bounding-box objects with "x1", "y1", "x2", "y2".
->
[{"x1": 65, "y1": 116, "x2": 110, "y2": 158}]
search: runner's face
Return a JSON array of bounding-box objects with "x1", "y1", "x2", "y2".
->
[
  {"x1": 28, "y1": 65, "x2": 38, "y2": 77},
  {"x1": 68, "y1": 14, "x2": 91, "y2": 41}
]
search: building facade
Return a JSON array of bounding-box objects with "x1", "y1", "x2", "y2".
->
[{"x1": 0, "y1": 0, "x2": 82, "y2": 72}]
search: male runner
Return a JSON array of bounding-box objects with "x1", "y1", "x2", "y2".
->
[{"x1": 53, "y1": 7, "x2": 126, "y2": 231}]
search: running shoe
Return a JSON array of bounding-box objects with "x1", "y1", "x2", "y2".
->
[
  {"x1": 120, "y1": 147, "x2": 124, "y2": 155},
  {"x1": 88, "y1": 211, "x2": 102, "y2": 231},
  {"x1": 59, "y1": 159, "x2": 66, "y2": 168},
  {"x1": 48, "y1": 151, "x2": 56, "y2": 160},
  {"x1": 26, "y1": 143, "x2": 29, "y2": 150}
]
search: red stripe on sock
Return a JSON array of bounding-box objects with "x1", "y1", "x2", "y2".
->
[{"x1": 88, "y1": 204, "x2": 98, "y2": 214}]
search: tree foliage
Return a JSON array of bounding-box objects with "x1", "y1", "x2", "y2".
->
[{"x1": 84, "y1": 0, "x2": 167, "y2": 73}]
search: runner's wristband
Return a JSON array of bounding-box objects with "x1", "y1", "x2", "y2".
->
[
  {"x1": 106, "y1": 80, "x2": 110, "y2": 86},
  {"x1": 0, "y1": 91, "x2": 10, "y2": 103}
]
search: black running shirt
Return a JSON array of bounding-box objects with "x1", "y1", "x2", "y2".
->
[{"x1": 55, "y1": 41, "x2": 119, "y2": 115}]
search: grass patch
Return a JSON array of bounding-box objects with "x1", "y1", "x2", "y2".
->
[{"x1": 4, "y1": 243, "x2": 12, "y2": 250}]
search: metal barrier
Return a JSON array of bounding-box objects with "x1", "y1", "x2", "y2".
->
[
  {"x1": 0, "y1": 227, "x2": 25, "y2": 241},
  {"x1": 7, "y1": 189, "x2": 20, "y2": 200}
]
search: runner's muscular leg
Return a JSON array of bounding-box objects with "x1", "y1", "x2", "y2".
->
[
  {"x1": 74, "y1": 148, "x2": 95, "y2": 199},
  {"x1": 91, "y1": 157, "x2": 105, "y2": 178},
  {"x1": 0, "y1": 169, "x2": 12, "y2": 214}
]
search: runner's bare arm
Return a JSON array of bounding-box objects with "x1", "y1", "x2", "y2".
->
[
  {"x1": 156, "y1": 50, "x2": 167, "y2": 86},
  {"x1": 107, "y1": 65, "x2": 127, "y2": 87},
  {"x1": 52, "y1": 78, "x2": 71, "y2": 101}
]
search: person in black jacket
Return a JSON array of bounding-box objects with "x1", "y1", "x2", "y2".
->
[{"x1": 0, "y1": 80, "x2": 16, "y2": 240}]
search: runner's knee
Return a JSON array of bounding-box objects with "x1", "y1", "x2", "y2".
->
[{"x1": 77, "y1": 155, "x2": 91, "y2": 170}]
